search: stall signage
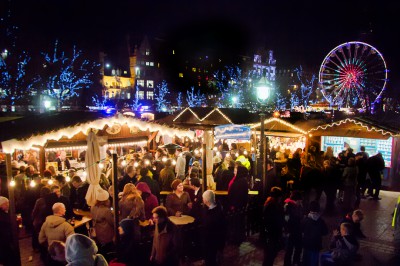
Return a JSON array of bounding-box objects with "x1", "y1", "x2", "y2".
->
[{"x1": 214, "y1": 124, "x2": 251, "y2": 140}]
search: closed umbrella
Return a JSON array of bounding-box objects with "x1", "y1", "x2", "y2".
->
[{"x1": 85, "y1": 130, "x2": 102, "y2": 207}]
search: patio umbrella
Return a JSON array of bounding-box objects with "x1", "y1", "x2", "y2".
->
[{"x1": 85, "y1": 130, "x2": 102, "y2": 207}]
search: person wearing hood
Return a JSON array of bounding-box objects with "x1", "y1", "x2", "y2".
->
[
  {"x1": 39, "y1": 202, "x2": 74, "y2": 246},
  {"x1": 263, "y1": 187, "x2": 284, "y2": 266},
  {"x1": 321, "y1": 222, "x2": 359, "y2": 266},
  {"x1": 301, "y1": 201, "x2": 328, "y2": 266},
  {"x1": 65, "y1": 233, "x2": 108, "y2": 266},
  {"x1": 136, "y1": 182, "x2": 159, "y2": 220},
  {"x1": 283, "y1": 191, "x2": 304, "y2": 266}
]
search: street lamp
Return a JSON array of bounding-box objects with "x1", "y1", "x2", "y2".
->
[{"x1": 256, "y1": 76, "x2": 271, "y2": 196}]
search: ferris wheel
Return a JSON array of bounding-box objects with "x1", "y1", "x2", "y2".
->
[{"x1": 319, "y1": 41, "x2": 388, "y2": 110}]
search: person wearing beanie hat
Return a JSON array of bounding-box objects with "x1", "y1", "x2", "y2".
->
[
  {"x1": 302, "y1": 201, "x2": 328, "y2": 266},
  {"x1": 166, "y1": 179, "x2": 192, "y2": 216},
  {"x1": 90, "y1": 188, "x2": 114, "y2": 259},
  {"x1": 65, "y1": 233, "x2": 108, "y2": 266},
  {"x1": 114, "y1": 218, "x2": 143, "y2": 265}
]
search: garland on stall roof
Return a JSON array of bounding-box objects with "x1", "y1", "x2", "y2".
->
[{"x1": 307, "y1": 118, "x2": 393, "y2": 136}]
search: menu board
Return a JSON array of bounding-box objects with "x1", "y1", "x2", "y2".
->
[{"x1": 321, "y1": 136, "x2": 392, "y2": 167}]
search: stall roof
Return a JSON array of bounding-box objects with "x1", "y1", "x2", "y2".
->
[
  {"x1": 172, "y1": 107, "x2": 259, "y2": 128},
  {"x1": 250, "y1": 117, "x2": 308, "y2": 137},
  {"x1": 307, "y1": 118, "x2": 399, "y2": 139},
  {"x1": 0, "y1": 112, "x2": 193, "y2": 153}
]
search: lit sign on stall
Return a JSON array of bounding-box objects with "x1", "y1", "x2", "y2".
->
[{"x1": 214, "y1": 124, "x2": 251, "y2": 140}]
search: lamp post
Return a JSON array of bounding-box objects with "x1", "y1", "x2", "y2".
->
[{"x1": 256, "y1": 76, "x2": 271, "y2": 197}]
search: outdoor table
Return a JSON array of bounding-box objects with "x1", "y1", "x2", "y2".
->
[
  {"x1": 168, "y1": 215, "x2": 195, "y2": 226},
  {"x1": 72, "y1": 216, "x2": 92, "y2": 229}
]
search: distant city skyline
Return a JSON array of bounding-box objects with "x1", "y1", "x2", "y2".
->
[{"x1": 3, "y1": 0, "x2": 400, "y2": 92}]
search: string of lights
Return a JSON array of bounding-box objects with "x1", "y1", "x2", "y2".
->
[{"x1": 307, "y1": 118, "x2": 394, "y2": 136}]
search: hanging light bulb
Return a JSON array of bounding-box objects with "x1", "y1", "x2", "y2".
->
[
  {"x1": 30, "y1": 179, "x2": 36, "y2": 187},
  {"x1": 10, "y1": 179, "x2": 16, "y2": 187},
  {"x1": 98, "y1": 163, "x2": 104, "y2": 169},
  {"x1": 82, "y1": 171, "x2": 87, "y2": 177},
  {"x1": 251, "y1": 147, "x2": 255, "y2": 152},
  {"x1": 226, "y1": 153, "x2": 231, "y2": 158},
  {"x1": 194, "y1": 149, "x2": 199, "y2": 155},
  {"x1": 162, "y1": 157, "x2": 168, "y2": 163},
  {"x1": 244, "y1": 150, "x2": 248, "y2": 155},
  {"x1": 65, "y1": 176, "x2": 71, "y2": 182},
  {"x1": 200, "y1": 148, "x2": 204, "y2": 153},
  {"x1": 48, "y1": 179, "x2": 54, "y2": 185},
  {"x1": 144, "y1": 159, "x2": 150, "y2": 166},
  {"x1": 216, "y1": 151, "x2": 221, "y2": 156},
  {"x1": 121, "y1": 160, "x2": 127, "y2": 167},
  {"x1": 235, "y1": 152, "x2": 239, "y2": 157},
  {"x1": 172, "y1": 159, "x2": 176, "y2": 166},
  {"x1": 133, "y1": 162, "x2": 139, "y2": 168},
  {"x1": 213, "y1": 147, "x2": 218, "y2": 152}
]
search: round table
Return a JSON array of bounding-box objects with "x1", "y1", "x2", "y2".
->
[{"x1": 168, "y1": 215, "x2": 195, "y2": 226}]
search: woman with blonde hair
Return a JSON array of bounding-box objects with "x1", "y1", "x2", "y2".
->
[{"x1": 119, "y1": 183, "x2": 141, "y2": 221}]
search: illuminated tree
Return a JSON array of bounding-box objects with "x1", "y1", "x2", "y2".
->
[
  {"x1": 186, "y1": 87, "x2": 206, "y2": 107},
  {"x1": 294, "y1": 65, "x2": 317, "y2": 107},
  {"x1": 131, "y1": 86, "x2": 141, "y2": 111},
  {"x1": 40, "y1": 40, "x2": 99, "y2": 110},
  {"x1": 176, "y1": 92, "x2": 183, "y2": 110},
  {"x1": 0, "y1": 50, "x2": 38, "y2": 109},
  {"x1": 154, "y1": 80, "x2": 170, "y2": 112}
]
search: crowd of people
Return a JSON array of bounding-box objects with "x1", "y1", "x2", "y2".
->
[{"x1": 0, "y1": 142, "x2": 387, "y2": 266}]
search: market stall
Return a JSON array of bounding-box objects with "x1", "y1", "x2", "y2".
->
[{"x1": 307, "y1": 117, "x2": 400, "y2": 190}]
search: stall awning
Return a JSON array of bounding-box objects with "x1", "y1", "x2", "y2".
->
[{"x1": 307, "y1": 118, "x2": 396, "y2": 140}]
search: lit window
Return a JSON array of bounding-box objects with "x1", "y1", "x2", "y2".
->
[
  {"x1": 192, "y1": 68, "x2": 196, "y2": 72},
  {"x1": 146, "y1": 62, "x2": 149, "y2": 66},
  {"x1": 138, "y1": 91, "x2": 145, "y2": 99},
  {"x1": 150, "y1": 62, "x2": 154, "y2": 66},
  {"x1": 179, "y1": 73, "x2": 184, "y2": 78},
  {"x1": 123, "y1": 71, "x2": 127, "y2": 74},
  {"x1": 147, "y1": 91, "x2": 154, "y2": 100},
  {"x1": 137, "y1": 80, "x2": 144, "y2": 86},
  {"x1": 145, "y1": 49, "x2": 150, "y2": 55},
  {"x1": 147, "y1": 80, "x2": 154, "y2": 88},
  {"x1": 172, "y1": 50, "x2": 175, "y2": 55},
  {"x1": 127, "y1": 93, "x2": 131, "y2": 99}
]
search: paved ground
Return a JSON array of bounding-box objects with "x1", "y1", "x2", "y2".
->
[{"x1": 18, "y1": 190, "x2": 400, "y2": 266}]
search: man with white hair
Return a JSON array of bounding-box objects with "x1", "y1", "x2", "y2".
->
[
  {"x1": 39, "y1": 202, "x2": 74, "y2": 247},
  {"x1": 202, "y1": 190, "x2": 226, "y2": 266}
]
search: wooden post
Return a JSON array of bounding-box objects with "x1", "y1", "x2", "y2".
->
[
  {"x1": 39, "y1": 146, "x2": 46, "y2": 176},
  {"x1": 202, "y1": 143, "x2": 207, "y2": 192},
  {"x1": 5, "y1": 153, "x2": 21, "y2": 266},
  {"x1": 111, "y1": 153, "x2": 120, "y2": 245}
]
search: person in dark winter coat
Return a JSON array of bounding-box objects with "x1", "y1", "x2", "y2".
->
[
  {"x1": 139, "y1": 168, "x2": 160, "y2": 199},
  {"x1": 283, "y1": 191, "x2": 304, "y2": 266},
  {"x1": 118, "y1": 165, "x2": 138, "y2": 192},
  {"x1": 150, "y1": 206, "x2": 178, "y2": 266},
  {"x1": 366, "y1": 153, "x2": 385, "y2": 200},
  {"x1": 322, "y1": 160, "x2": 340, "y2": 213},
  {"x1": 263, "y1": 187, "x2": 285, "y2": 266},
  {"x1": 227, "y1": 164, "x2": 249, "y2": 245},
  {"x1": 342, "y1": 158, "x2": 358, "y2": 212},
  {"x1": 115, "y1": 218, "x2": 142, "y2": 265},
  {"x1": 302, "y1": 201, "x2": 328, "y2": 266},
  {"x1": 0, "y1": 197, "x2": 19, "y2": 266},
  {"x1": 321, "y1": 222, "x2": 359, "y2": 266},
  {"x1": 202, "y1": 190, "x2": 226, "y2": 266}
]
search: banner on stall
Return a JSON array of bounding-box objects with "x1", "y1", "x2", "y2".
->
[{"x1": 214, "y1": 124, "x2": 251, "y2": 140}]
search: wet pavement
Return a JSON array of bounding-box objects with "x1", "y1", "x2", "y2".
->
[{"x1": 19, "y1": 190, "x2": 400, "y2": 266}]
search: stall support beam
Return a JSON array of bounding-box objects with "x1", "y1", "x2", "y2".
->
[
  {"x1": 260, "y1": 112, "x2": 266, "y2": 197},
  {"x1": 112, "y1": 153, "x2": 120, "y2": 246}
]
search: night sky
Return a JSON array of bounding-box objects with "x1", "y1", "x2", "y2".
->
[{"x1": 5, "y1": 0, "x2": 400, "y2": 90}]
